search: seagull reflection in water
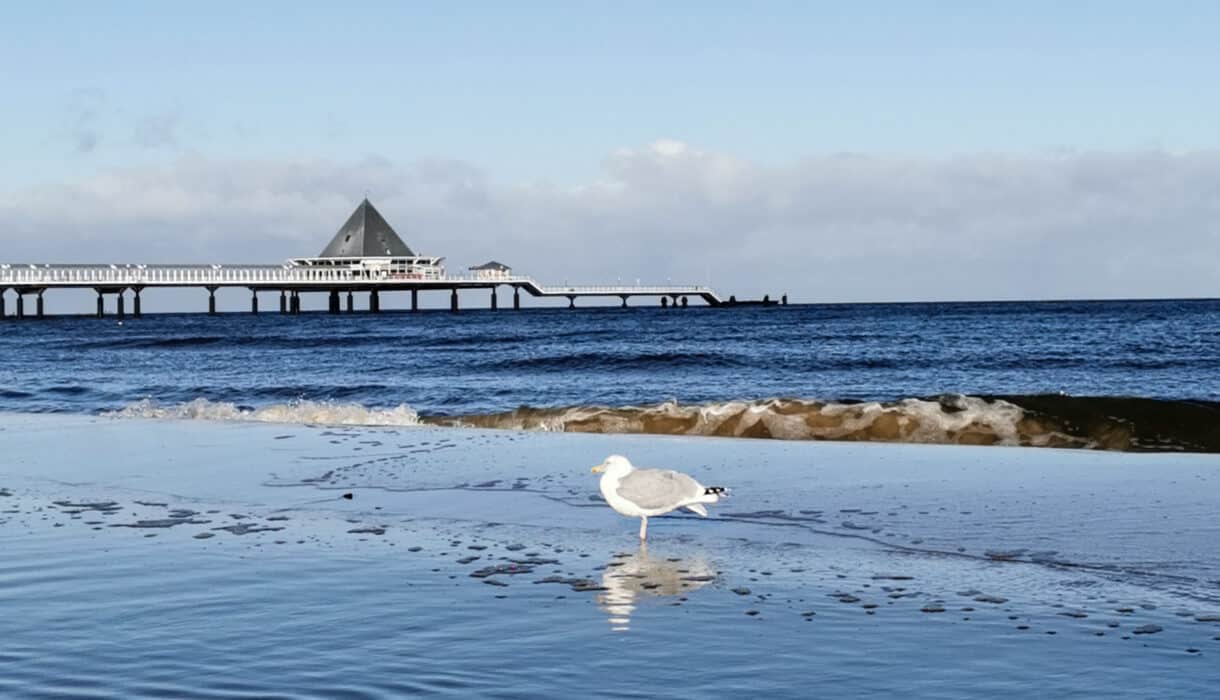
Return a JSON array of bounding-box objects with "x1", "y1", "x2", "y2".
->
[{"x1": 596, "y1": 545, "x2": 716, "y2": 631}]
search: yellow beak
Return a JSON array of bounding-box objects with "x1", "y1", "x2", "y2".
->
[{"x1": 591, "y1": 464, "x2": 606, "y2": 473}]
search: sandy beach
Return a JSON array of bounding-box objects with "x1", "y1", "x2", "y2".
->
[{"x1": 1, "y1": 413, "x2": 1217, "y2": 698}]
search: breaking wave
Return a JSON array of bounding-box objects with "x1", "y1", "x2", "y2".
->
[
  {"x1": 105, "y1": 398, "x2": 421, "y2": 427},
  {"x1": 102, "y1": 394, "x2": 1220, "y2": 453}
]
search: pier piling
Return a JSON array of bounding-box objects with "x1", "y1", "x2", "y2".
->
[
  {"x1": 96, "y1": 292, "x2": 104, "y2": 318},
  {"x1": 490, "y1": 288, "x2": 497, "y2": 310},
  {"x1": 250, "y1": 291, "x2": 259, "y2": 314},
  {"x1": 567, "y1": 295, "x2": 576, "y2": 310},
  {"x1": 16, "y1": 294, "x2": 25, "y2": 319},
  {"x1": 411, "y1": 289, "x2": 419, "y2": 312},
  {"x1": 36, "y1": 292, "x2": 44, "y2": 318},
  {"x1": 370, "y1": 289, "x2": 380, "y2": 313},
  {"x1": 133, "y1": 290, "x2": 141, "y2": 317},
  {"x1": 661, "y1": 297, "x2": 669, "y2": 308},
  {"x1": 450, "y1": 288, "x2": 459, "y2": 312},
  {"x1": 279, "y1": 290, "x2": 287, "y2": 314},
  {"x1": 328, "y1": 290, "x2": 340, "y2": 314},
  {"x1": 346, "y1": 291, "x2": 354, "y2": 313},
  {"x1": 0, "y1": 290, "x2": 6, "y2": 319},
  {"x1": 117, "y1": 291, "x2": 125, "y2": 319},
  {"x1": 513, "y1": 287, "x2": 520, "y2": 310},
  {"x1": 290, "y1": 291, "x2": 300, "y2": 314},
  {"x1": 620, "y1": 295, "x2": 628, "y2": 308},
  {"x1": 207, "y1": 287, "x2": 217, "y2": 315}
]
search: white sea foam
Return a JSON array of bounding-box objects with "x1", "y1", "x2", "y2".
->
[
  {"x1": 103, "y1": 395, "x2": 1107, "y2": 449},
  {"x1": 104, "y1": 398, "x2": 422, "y2": 427}
]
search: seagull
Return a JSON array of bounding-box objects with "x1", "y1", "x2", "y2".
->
[{"x1": 590, "y1": 454, "x2": 727, "y2": 540}]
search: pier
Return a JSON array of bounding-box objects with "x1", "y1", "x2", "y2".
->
[{"x1": 0, "y1": 199, "x2": 733, "y2": 318}]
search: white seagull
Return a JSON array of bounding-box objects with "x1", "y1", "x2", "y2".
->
[{"x1": 590, "y1": 454, "x2": 727, "y2": 540}]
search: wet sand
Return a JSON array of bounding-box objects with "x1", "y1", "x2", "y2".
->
[{"x1": 1, "y1": 413, "x2": 1218, "y2": 698}]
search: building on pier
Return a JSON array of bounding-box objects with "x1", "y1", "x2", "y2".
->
[
  {"x1": 288, "y1": 198, "x2": 446, "y2": 280},
  {"x1": 468, "y1": 261, "x2": 512, "y2": 280}
]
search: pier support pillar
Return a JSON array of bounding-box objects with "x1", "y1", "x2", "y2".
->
[
  {"x1": 450, "y1": 288, "x2": 459, "y2": 312},
  {"x1": 681, "y1": 296, "x2": 688, "y2": 308},
  {"x1": 207, "y1": 287, "x2": 217, "y2": 316},
  {"x1": 513, "y1": 287, "x2": 520, "y2": 310},
  {"x1": 96, "y1": 292, "x2": 104, "y2": 318},
  {"x1": 116, "y1": 291, "x2": 126, "y2": 319},
  {"x1": 411, "y1": 289, "x2": 419, "y2": 312},
  {"x1": 661, "y1": 296, "x2": 669, "y2": 308},
  {"x1": 37, "y1": 291, "x2": 45, "y2": 318},
  {"x1": 279, "y1": 291, "x2": 287, "y2": 314},
  {"x1": 567, "y1": 295, "x2": 576, "y2": 310},
  {"x1": 782, "y1": 294, "x2": 788, "y2": 305},
  {"x1": 290, "y1": 292, "x2": 301, "y2": 314},
  {"x1": 346, "y1": 291, "x2": 354, "y2": 313},
  {"x1": 328, "y1": 290, "x2": 340, "y2": 314},
  {"x1": 490, "y1": 288, "x2": 498, "y2": 310},
  {"x1": 251, "y1": 291, "x2": 259, "y2": 314},
  {"x1": 0, "y1": 290, "x2": 6, "y2": 319},
  {"x1": 370, "y1": 289, "x2": 380, "y2": 313},
  {"x1": 133, "y1": 289, "x2": 142, "y2": 317},
  {"x1": 16, "y1": 294, "x2": 25, "y2": 319},
  {"x1": 620, "y1": 295, "x2": 628, "y2": 308}
]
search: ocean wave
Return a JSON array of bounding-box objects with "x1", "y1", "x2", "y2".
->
[
  {"x1": 104, "y1": 398, "x2": 421, "y2": 426},
  {"x1": 100, "y1": 394, "x2": 1220, "y2": 452}
]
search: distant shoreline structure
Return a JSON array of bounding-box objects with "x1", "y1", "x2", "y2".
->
[{"x1": 0, "y1": 199, "x2": 788, "y2": 319}]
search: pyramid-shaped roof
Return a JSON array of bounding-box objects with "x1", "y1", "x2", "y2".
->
[{"x1": 318, "y1": 199, "x2": 415, "y2": 257}]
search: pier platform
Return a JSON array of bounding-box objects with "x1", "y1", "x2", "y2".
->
[{"x1": 0, "y1": 263, "x2": 722, "y2": 317}]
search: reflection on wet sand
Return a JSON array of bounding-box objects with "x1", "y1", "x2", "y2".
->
[{"x1": 597, "y1": 546, "x2": 716, "y2": 631}]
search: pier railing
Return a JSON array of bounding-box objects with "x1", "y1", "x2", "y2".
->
[{"x1": 0, "y1": 264, "x2": 719, "y2": 302}]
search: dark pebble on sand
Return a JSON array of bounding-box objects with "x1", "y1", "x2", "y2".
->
[
  {"x1": 193, "y1": 532, "x2": 215, "y2": 539},
  {"x1": 347, "y1": 527, "x2": 386, "y2": 535},
  {"x1": 1195, "y1": 614, "x2": 1220, "y2": 622},
  {"x1": 407, "y1": 546, "x2": 422, "y2": 552},
  {"x1": 1116, "y1": 607, "x2": 1135, "y2": 614},
  {"x1": 483, "y1": 579, "x2": 509, "y2": 587},
  {"x1": 1132, "y1": 624, "x2": 1163, "y2": 635},
  {"x1": 921, "y1": 604, "x2": 946, "y2": 613},
  {"x1": 1059, "y1": 611, "x2": 1089, "y2": 619},
  {"x1": 342, "y1": 493, "x2": 353, "y2": 500},
  {"x1": 838, "y1": 595, "x2": 861, "y2": 604},
  {"x1": 456, "y1": 556, "x2": 480, "y2": 564},
  {"x1": 731, "y1": 587, "x2": 752, "y2": 596},
  {"x1": 745, "y1": 610, "x2": 760, "y2": 616}
]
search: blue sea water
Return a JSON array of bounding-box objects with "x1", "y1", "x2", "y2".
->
[{"x1": 1, "y1": 299, "x2": 1218, "y2": 449}]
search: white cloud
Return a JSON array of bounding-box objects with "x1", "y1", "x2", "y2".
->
[{"x1": 2, "y1": 142, "x2": 1219, "y2": 303}]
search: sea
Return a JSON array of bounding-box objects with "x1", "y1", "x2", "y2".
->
[
  {"x1": 4, "y1": 299, "x2": 1220, "y2": 698},
  {"x1": 2, "y1": 298, "x2": 1218, "y2": 452}
]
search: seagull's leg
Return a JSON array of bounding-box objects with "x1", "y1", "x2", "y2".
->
[{"x1": 639, "y1": 516, "x2": 648, "y2": 541}]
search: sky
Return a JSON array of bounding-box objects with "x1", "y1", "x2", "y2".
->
[{"x1": 2, "y1": 1, "x2": 1219, "y2": 308}]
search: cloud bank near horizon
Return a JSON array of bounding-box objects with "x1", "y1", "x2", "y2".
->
[{"x1": 2, "y1": 141, "x2": 1218, "y2": 303}]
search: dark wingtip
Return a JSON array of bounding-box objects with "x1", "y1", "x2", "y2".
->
[{"x1": 704, "y1": 486, "x2": 727, "y2": 496}]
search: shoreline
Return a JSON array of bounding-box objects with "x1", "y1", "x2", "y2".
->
[{"x1": 2, "y1": 412, "x2": 1218, "y2": 696}]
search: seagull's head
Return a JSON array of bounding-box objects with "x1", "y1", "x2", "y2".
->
[{"x1": 591, "y1": 454, "x2": 633, "y2": 476}]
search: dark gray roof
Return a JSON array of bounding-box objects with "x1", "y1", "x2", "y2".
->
[
  {"x1": 319, "y1": 199, "x2": 415, "y2": 257},
  {"x1": 469, "y1": 260, "x2": 511, "y2": 271}
]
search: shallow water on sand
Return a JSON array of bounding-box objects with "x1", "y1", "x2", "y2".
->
[{"x1": 2, "y1": 414, "x2": 1219, "y2": 698}]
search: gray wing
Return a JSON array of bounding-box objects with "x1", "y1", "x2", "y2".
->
[{"x1": 616, "y1": 469, "x2": 703, "y2": 511}]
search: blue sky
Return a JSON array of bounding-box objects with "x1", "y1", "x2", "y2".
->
[
  {"x1": 5, "y1": 1, "x2": 1219, "y2": 181},
  {"x1": 2, "y1": 1, "x2": 1219, "y2": 304}
]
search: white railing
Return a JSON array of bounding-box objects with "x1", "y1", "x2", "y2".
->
[{"x1": 0, "y1": 265, "x2": 718, "y2": 300}]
